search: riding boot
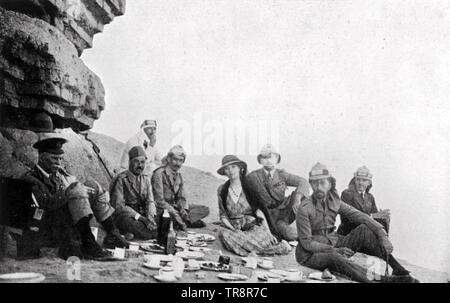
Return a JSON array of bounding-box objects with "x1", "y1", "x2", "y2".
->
[{"x1": 75, "y1": 216, "x2": 109, "y2": 259}]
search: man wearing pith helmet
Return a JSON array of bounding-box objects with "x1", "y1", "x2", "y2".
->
[
  {"x1": 152, "y1": 145, "x2": 210, "y2": 231},
  {"x1": 246, "y1": 144, "x2": 310, "y2": 241},
  {"x1": 337, "y1": 166, "x2": 390, "y2": 236},
  {"x1": 295, "y1": 163, "x2": 418, "y2": 283}
]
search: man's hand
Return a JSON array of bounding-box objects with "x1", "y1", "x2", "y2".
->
[
  {"x1": 335, "y1": 247, "x2": 355, "y2": 258},
  {"x1": 373, "y1": 209, "x2": 390, "y2": 220},
  {"x1": 138, "y1": 216, "x2": 156, "y2": 231},
  {"x1": 97, "y1": 191, "x2": 109, "y2": 203},
  {"x1": 149, "y1": 203, "x2": 157, "y2": 217},
  {"x1": 179, "y1": 208, "x2": 189, "y2": 220}
]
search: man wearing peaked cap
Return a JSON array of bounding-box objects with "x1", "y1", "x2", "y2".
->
[
  {"x1": 152, "y1": 145, "x2": 209, "y2": 231},
  {"x1": 295, "y1": 163, "x2": 418, "y2": 283},
  {"x1": 338, "y1": 166, "x2": 391, "y2": 236},
  {"x1": 110, "y1": 146, "x2": 158, "y2": 240},
  {"x1": 22, "y1": 135, "x2": 129, "y2": 260},
  {"x1": 246, "y1": 144, "x2": 310, "y2": 241},
  {"x1": 119, "y1": 120, "x2": 162, "y2": 175}
]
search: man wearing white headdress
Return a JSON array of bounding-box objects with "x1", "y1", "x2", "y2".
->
[{"x1": 119, "y1": 120, "x2": 163, "y2": 175}]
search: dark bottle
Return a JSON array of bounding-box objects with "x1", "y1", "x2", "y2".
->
[
  {"x1": 165, "y1": 221, "x2": 176, "y2": 255},
  {"x1": 157, "y1": 209, "x2": 171, "y2": 246}
]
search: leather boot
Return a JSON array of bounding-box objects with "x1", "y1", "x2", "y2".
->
[
  {"x1": 186, "y1": 220, "x2": 206, "y2": 228},
  {"x1": 387, "y1": 254, "x2": 411, "y2": 276},
  {"x1": 103, "y1": 228, "x2": 129, "y2": 249},
  {"x1": 75, "y1": 216, "x2": 110, "y2": 260}
]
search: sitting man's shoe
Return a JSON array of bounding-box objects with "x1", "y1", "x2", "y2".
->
[
  {"x1": 187, "y1": 220, "x2": 206, "y2": 228},
  {"x1": 103, "y1": 229, "x2": 129, "y2": 249},
  {"x1": 58, "y1": 242, "x2": 83, "y2": 260},
  {"x1": 81, "y1": 238, "x2": 111, "y2": 260},
  {"x1": 383, "y1": 274, "x2": 420, "y2": 283}
]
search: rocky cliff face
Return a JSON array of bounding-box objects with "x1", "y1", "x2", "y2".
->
[
  {"x1": 0, "y1": 0, "x2": 125, "y2": 187},
  {"x1": 0, "y1": 0, "x2": 125, "y2": 131}
]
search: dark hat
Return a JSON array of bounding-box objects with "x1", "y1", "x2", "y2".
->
[
  {"x1": 129, "y1": 146, "x2": 147, "y2": 160},
  {"x1": 32, "y1": 133, "x2": 67, "y2": 154},
  {"x1": 217, "y1": 155, "x2": 247, "y2": 176},
  {"x1": 29, "y1": 112, "x2": 54, "y2": 133}
]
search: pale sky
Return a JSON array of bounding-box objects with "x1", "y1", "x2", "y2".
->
[{"x1": 82, "y1": 0, "x2": 450, "y2": 272}]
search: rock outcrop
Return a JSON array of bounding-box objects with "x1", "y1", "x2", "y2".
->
[{"x1": 0, "y1": 0, "x2": 125, "y2": 131}]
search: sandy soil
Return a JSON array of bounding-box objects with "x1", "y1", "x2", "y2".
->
[{"x1": 1, "y1": 223, "x2": 448, "y2": 283}]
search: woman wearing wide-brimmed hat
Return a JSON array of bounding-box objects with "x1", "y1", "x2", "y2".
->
[{"x1": 216, "y1": 155, "x2": 291, "y2": 257}]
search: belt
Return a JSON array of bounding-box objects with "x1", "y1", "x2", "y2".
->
[{"x1": 312, "y1": 227, "x2": 336, "y2": 236}]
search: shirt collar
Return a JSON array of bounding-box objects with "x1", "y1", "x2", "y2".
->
[
  {"x1": 165, "y1": 165, "x2": 179, "y2": 176},
  {"x1": 126, "y1": 170, "x2": 141, "y2": 182},
  {"x1": 263, "y1": 168, "x2": 274, "y2": 178}
]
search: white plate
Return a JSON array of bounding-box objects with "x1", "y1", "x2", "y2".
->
[
  {"x1": 195, "y1": 233, "x2": 216, "y2": 242},
  {"x1": 184, "y1": 266, "x2": 201, "y2": 272},
  {"x1": 189, "y1": 247, "x2": 211, "y2": 252},
  {"x1": 143, "y1": 263, "x2": 162, "y2": 270},
  {"x1": 257, "y1": 262, "x2": 275, "y2": 270},
  {"x1": 256, "y1": 271, "x2": 283, "y2": 281},
  {"x1": 175, "y1": 251, "x2": 205, "y2": 260},
  {"x1": 217, "y1": 273, "x2": 248, "y2": 281},
  {"x1": 0, "y1": 273, "x2": 45, "y2": 283},
  {"x1": 308, "y1": 271, "x2": 336, "y2": 282},
  {"x1": 269, "y1": 269, "x2": 288, "y2": 276},
  {"x1": 153, "y1": 275, "x2": 177, "y2": 283},
  {"x1": 148, "y1": 254, "x2": 175, "y2": 262},
  {"x1": 188, "y1": 241, "x2": 207, "y2": 247}
]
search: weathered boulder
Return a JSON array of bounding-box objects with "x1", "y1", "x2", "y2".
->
[
  {"x1": 0, "y1": 127, "x2": 114, "y2": 188},
  {"x1": 0, "y1": 7, "x2": 105, "y2": 131},
  {"x1": 0, "y1": 127, "x2": 222, "y2": 220},
  {"x1": 0, "y1": 0, "x2": 126, "y2": 55}
]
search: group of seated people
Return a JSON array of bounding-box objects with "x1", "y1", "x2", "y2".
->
[{"x1": 17, "y1": 118, "x2": 418, "y2": 283}]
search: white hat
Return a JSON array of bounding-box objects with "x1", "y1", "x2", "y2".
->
[
  {"x1": 354, "y1": 166, "x2": 372, "y2": 180},
  {"x1": 309, "y1": 162, "x2": 331, "y2": 181},
  {"x1": 257, "y1": 144, "x2": 281, "y2": 164}
]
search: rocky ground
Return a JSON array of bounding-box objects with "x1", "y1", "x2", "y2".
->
[{"x1": 1, "y1": 223, "x2": 448, "y2": 283}]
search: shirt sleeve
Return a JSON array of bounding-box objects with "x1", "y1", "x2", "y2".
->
[
  {"x1": 177, "y1": 175, "x2": 188, "y2": 210},
  {"x1": 370, "y1": 195, "x2": 378, "y2": 213},
  {"x1": 217, "y1": 185, "x2": 227, "y2": 219},
  {"x1": 143, "y1": 177, "x2": 155, "y2": 217},
  {"x1": 110, "y1": 177, "x2": 138, "y2": 218},
  {"x1": 154, "y1": 147, "x2": 163, "y2": 166},
  {"x1": 281, "y1": 170, "x2": 303, "y2": 187},
  {"x1": 338, "y1": 202, "x2": 385, "y2": 236},
  {"x1": 151, "y1": 170, "x2": 176, "y2": 211},
  {"x1": 296, "y1": 204, "x2": 335, "y2": 253}
]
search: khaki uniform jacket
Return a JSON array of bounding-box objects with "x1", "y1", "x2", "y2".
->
[
  {"x1": 246, "y1": 168, "x2": 308, "y2": 210},
  {"x1": 151, "y1": 165, "x2": 189, "y2": 226},
  {"x1": 110, "y1": 170, "x2": 155, "y2": 219},
  {"x1": 296, "y1": 190, "x2": 385, "y2": 263}
]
